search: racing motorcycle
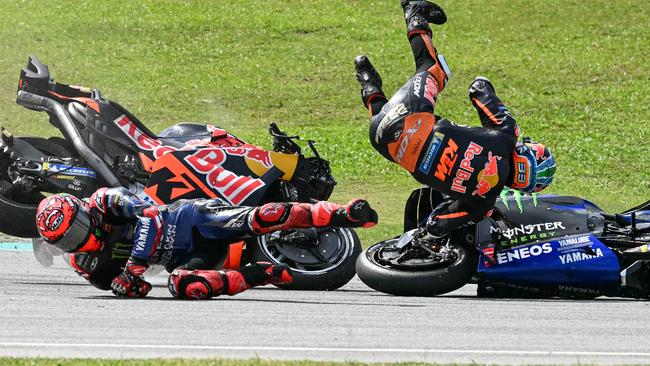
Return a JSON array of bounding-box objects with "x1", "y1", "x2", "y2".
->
[
  {"x1": 0, "y1": 55, "x2": 360, "y2": 290},
  {"x1": 356, "y1": 188, "x2": 650, "y2": 299}
]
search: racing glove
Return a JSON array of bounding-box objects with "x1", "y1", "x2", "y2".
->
[{"x1": 111, "y1": 258, "x2": 152, "y2": 298}]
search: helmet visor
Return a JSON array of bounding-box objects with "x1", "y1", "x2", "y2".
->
[{"x1": 52, "y1": 209, "x2": 93, "y2": 253}]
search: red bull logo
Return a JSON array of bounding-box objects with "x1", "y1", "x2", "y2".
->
[
  {"x1": 472, "y1": 151, "x2": 502, "y2": 197},
  {"x1": 225, "y1": 147, "x2": 273, "y2": 169},
  {"x1": 450, "y1": 142, "x2": 483, "y2": 194}
]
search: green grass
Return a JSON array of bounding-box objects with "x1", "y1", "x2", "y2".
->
[
  {"x1": 0, "y1": 359, "x2": 473, "y2": 366},
  {"x1": 0, "y1": 0, "x2": 648, "y2": 246}
]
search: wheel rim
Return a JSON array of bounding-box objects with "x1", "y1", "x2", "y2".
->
[
  {"x1": 367, "y1": 239, "x2": 464, "y2": 271},
  {"x1": 257, "y1": 228, "x2": 355, "y2": 275}
]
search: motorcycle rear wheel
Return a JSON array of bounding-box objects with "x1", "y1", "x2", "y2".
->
[
  {"x1": 0, "y1": 137, "x2": 75, "y2": 238},
  {"x1": 356, "y1": 236, "x2": 477, "y2": 296},
  {"x1": 248, "y1": 227, "x2": 361, "y2": 291}
]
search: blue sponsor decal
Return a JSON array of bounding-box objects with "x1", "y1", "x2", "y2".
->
[
  {"x1": 418, "y1": 134, "x2": 443, "y2": 175},
  {"x1": 47, "y1": 163, "x2": 96, "y2": 178},
  {"x1": 478, "y1": 234, "x2": 620, "y2": 290}
]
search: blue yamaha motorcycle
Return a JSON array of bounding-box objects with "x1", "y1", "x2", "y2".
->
[{"x1": 356, "y1": 188, "x2": 650, "y2": 299}]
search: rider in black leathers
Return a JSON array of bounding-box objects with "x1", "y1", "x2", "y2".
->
[{"x1": 355, "y1": 1, "x2": 556, "y2": 239}]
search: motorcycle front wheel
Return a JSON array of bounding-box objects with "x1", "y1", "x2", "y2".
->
[
  {"x1": 248, "y1": 227, "x2": 361, "y2": 291},
  {"x1": 356, "y1": 235, "x2": 477, "y2": 296}
]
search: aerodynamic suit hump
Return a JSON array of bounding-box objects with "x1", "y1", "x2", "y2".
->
[{"x1": 361, "y1": 2, "x2": 520, "y2": 235}]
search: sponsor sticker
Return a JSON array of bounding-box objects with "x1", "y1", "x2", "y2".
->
[
  {"x1": 418, "y1": 133, "x2": 443, "y2": 175},
  {"x1": 495, "y1": 242, "x2": 553, "y2": 264},
  {"x1": 412, "y1": 75, "x2": 423, "y2": 97},
  {"x1": 490, "y1": 221, "x2": 566, "y2": 247},
  {"x1": 472, "y1": 151, "x2": 502, "y2": 197},
  {"x1": 451, "y1": 142, "x2": 483, "y2": 193},
  {"x1": 433, "y1": 138, "x2": 458, "y2": 182},
  {"x1": 424, "y1": 76, "x2": 438, "y2": 106},
  {"x1": 44, "y1": 163, "x2": 96, "y2": 179}
]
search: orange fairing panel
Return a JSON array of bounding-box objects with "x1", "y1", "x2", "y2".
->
[
  {"x1": 47, "y1": 91, "x2": 100, "y2": 113},
  {"x1": 139, "y1": 153, "x2": 155, "y2": 173},
  {"x1": 222, "y1": 241, "x2": 245, "y2": 270},
  {"x1": 245, "y1": 151, "x2": 299, "y2": 180},
  {"x1": 143, "y1": 153, "x2": 216, "y2": 204}
]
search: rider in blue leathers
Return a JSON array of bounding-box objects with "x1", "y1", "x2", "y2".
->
[{"x1": 36, "y1": 187, "x2": 377, "y2": 299}]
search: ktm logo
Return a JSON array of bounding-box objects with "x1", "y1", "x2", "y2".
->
[{"x1": 434, "y1": 139, "x2": 458, "y2": 181}]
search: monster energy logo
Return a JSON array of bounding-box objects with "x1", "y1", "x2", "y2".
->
[
  {"x1": 500, "y1": 189, "x2": 538, "y2": 214},
  {"x1": 490, "y1": 221, "x2": 565, "y2": 247},
  {"x1": 111, "y1": 242, "x2": 133, "y2": 260}
]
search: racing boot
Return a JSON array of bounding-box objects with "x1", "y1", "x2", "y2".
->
[
  {"x1": 354, "y1": 55, "x2": 386, "y2": 113},
  {"x1": 468, "y1": 76, "x2": 513, "y2": 126},
  {"x1": 313, "y1": 199, "x2": 378, "y2": 228},
  {"x1": 240, "y1": 262, "x2": 293, "y2": 288},
  {"x1": 168, "y1": 263, "x2": 293, "y2": 300},
  {"x1": 401, "y1": 0, "x2": 447, "y2": 36}
]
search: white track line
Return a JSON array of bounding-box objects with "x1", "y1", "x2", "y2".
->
[{"x1": 1, "y1": 342, "x2": 649, "y2": 358}]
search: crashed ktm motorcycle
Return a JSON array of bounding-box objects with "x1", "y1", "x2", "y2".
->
[
  {"x1": 0, "y1": 56, "x2": 360, "y2": 290},
  {"x1": 357, "y1": 188, "x2": 650, "y2": 299}
]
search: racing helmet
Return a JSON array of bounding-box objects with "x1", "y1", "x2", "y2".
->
[
  {"x1": 36, "y1": 194, "x2": 102, "y2": 253},
  {"x1": 509, "y1": 138, "x2": 556, "y2": 193}
]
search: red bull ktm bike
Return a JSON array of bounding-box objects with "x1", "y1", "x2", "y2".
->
[
  {"x1": 357, "y1": 187, "x2": 650, "y2": 299},
  {"x1": 0, "y1": 56, "x2": 359, "y2": 290}
]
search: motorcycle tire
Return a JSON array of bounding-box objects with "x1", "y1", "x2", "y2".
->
[
  {"x1": 356, "y1": 238, "x2": 477, "y2": 296},
  {"x1": 248, "y1": 227, "x2": 361, "y2": 291},
  {"x1": 0, "y1": 137, "x2": 75, "y2": 238}
]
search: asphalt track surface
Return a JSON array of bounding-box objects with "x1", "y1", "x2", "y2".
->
[{"x1": 1, "y1": 247, "x2": 650, "y2": 365}]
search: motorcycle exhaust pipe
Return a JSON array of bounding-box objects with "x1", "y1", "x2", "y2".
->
[{"x1": 16, "y1": 90, "x2": 121, "y2": 187}]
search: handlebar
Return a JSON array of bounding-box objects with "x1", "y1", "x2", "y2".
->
[{"x1": 269, "y1": 122, "x2": 302, "y2": 154}]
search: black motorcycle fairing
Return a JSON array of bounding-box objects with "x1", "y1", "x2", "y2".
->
[
  {"x1": 402, "y1": 188, "x2": 603, "y2": 247},
  {"x1": 19, "y1": 56, "x2": 94, "y2": 103},
  {"x1": 477, "y1": 193, "x2": 605, "y2": 249},
  {"x1": 18, "y1": 56, "x2": 51, "y2": 95},
  {"x1": 4, "y1": 137, "x2": 53, "y2": 161}
]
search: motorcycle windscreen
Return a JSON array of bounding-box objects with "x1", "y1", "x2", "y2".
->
[{"x1": 477, "y1": 233, "x2": 620, "y2": 291}]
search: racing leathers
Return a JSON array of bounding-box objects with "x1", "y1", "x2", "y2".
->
[
  {"x1": 69, "y1": 187, "x2": 377, "y2": 299},
  {"x1": 356, "y1": 1, "x2": 519, "y2": 237}
]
